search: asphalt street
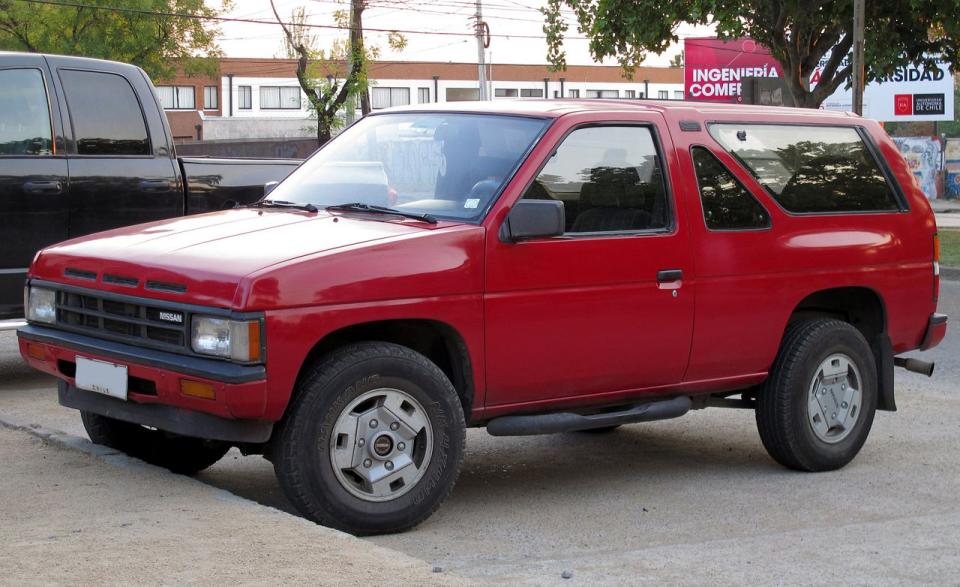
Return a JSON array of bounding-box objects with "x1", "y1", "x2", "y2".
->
[{"x1": 2, "y1": 283, "x2": 959, "y2": 584}]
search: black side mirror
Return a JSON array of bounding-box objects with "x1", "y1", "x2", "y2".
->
[
  {"x1": 263, "y1": 181, "x2": 279, "y2": 196},
  {"x1": 500, "y1": 199, "x2": 565, "y2": 242}
]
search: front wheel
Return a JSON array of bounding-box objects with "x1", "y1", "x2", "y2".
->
[
  {"x1": 273, "y1": 342, "x2": 466, "y2": 535},
  {"x1": 756, "y1": 319, "x2": 877, "y2": 472}
]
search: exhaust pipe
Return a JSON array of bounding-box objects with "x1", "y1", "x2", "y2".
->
[{"x1": 894, "y1": 357, "x2": 935, "y2": 377}]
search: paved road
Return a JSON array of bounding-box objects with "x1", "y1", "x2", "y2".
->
[{"x1": 2, "y1": 283, "x2": 959, "y2": 584}]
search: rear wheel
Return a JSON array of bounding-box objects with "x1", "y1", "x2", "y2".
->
[
  {"x1": 81, "y1": 412, "x2": 229, "y2": 475},
  {"x1": 756, "y1": 319, "x2": 877, "y2": 472},
  {"x1": 273, "y1": 342, "x2": 466, "y2": 535}
]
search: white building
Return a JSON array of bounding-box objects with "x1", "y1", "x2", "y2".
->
[{"x1": 160, "y1": 59, "x2": 684, "y2": 142}]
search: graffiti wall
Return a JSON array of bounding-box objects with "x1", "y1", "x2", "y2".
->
[{"x1": 892, "y1": 137, "x2": 942, "y2": 200}]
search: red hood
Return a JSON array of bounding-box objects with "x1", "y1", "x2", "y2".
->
[{"x1": 31, "y1": 209, "x2": 456, "y2": 308}]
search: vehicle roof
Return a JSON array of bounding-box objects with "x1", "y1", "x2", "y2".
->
[
  {"x1": 0, "y1": 51, "x2": 143, "y2": 72},
  {"x1": 382, "y1": 99, "x2": 859, "y2": 121}
]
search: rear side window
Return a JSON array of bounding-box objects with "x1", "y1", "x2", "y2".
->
[
  {"x1": 60, "y1": 69, "x2": 150, "y2": 156},
  {"x1": 710, "y1": 124, "x2": 898, "y2": 213},
  {"x1": 521, "y1": 125, "x2": 670, "y2": 233},
  {"x1": 692, "y1": 147, "x2": 769, "y2": 230},
  {"x1": 0, "y1": 68, "x2": 53, "y2": 156}
]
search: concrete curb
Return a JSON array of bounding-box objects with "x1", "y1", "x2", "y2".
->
[
  {"x1": 0, "y1": 412, "x2": 249, "y2": 505},
  {"x1": 0, "y1": 414, "x2": 467, "y2": 585}
]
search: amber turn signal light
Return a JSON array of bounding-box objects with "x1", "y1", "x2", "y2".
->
[
  {"x1": 180, "y1": 379, "x2": 216, "y2": 400},
  {"x1": 27, "y1": 343, "x2": 45, "y2": 361}
]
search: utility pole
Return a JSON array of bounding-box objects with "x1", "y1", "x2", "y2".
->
[
  {"x1": 852, "y1": 0, "x2": 865, "y2": 115},
  {"x1": 475, "y1": 0, "x2": 488, "y2": 100}
]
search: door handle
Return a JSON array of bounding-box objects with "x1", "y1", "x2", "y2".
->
[
  {"x1": 138, "y1": 179, "x2": 171, "y2": 192},
  {"x1": 23, "y1": 180, "x2": 63, "y2": 195},
  {"x1": 657, "y1": 269, "x2": 683, "y2": 282}
]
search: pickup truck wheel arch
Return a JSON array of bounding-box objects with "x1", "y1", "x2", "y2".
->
[
  {"x1": 292, "y1": 319, "x2": 475, "y2": 422},
  {"x1": 786, "y1": 286, "x2": 892, "y2": 411}
]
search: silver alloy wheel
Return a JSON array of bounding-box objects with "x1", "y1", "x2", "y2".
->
[
  {"x1": 329, "y1": 388, "x2": 434, "y2": 502},
  {"x1": 806, "y1": 353, "x2": 863, "y2": 444}
]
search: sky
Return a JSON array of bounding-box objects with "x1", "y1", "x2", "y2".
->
[{"x1": 215, "y1": 0, "x2": 710, "y2": 67}]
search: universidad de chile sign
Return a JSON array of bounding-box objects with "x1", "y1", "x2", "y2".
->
[{"x1": 684, "y1": 37, "x2": 955, "y2": 121}]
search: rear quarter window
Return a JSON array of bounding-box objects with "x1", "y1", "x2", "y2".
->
[{"x1": 709, "y1": 124, "x2": 899, "y2": 214}]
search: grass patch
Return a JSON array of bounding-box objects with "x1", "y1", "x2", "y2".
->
[{"x1": 939, "y1": 229, "x2": 960, "y2": 268}]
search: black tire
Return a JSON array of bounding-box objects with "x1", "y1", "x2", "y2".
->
[
  {"x1": 81, "y1": 411, "x2": 230, "y2": 475},
  {"x1": 273, "y1": 342, "x2": 466, "y2": 535},
  {"x1": 756, "y1": 319, "x2": 877, "y2": 472}
]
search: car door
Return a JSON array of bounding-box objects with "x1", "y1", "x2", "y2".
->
[
  {"x1": 0, "y1": 56, "x2": 68, "y2": 318},
  {"x1": 48, "y1": 58, "x2": 181, "y2": 237},
  {"x1": 483, "y1": 115, "x2": 695, "y2": 408}
]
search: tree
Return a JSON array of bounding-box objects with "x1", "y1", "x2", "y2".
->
[
  {"x1": 271, "y1": 1, "x2": 405, "y2": 146},
  {"x1": 669, "y1": 51, "x2": 683, "y2": 68},
  {"x1": 543, "y1": 0, "x2": 960, "y2": 108},
  {"x1": 0, "y1": 0, "x2": 225, "y2": 80}
]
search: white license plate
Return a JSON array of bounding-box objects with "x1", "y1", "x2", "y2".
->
[{"x1": 75, "y1": 356, "x2": 128, "y2": 400}]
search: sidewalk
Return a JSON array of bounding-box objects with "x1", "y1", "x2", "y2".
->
[
  {"x1": 931, "y1": 198, "x2": 960, "y2": 229},
  {"x1": 0, "y1": 422, "x2": 470, "y2": 586}
]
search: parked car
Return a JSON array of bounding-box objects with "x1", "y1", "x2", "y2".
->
[
  {"x1": 17, "y1": 100, "x2": 946, "y2": 535},
  {"x1": 0, "y1": 52, "x2": 301, "y2": 321}
]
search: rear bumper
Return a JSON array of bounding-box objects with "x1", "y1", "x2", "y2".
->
[
  {"x1": 920, "y1": 313, "x2": 948, "y2": 351},
  {"x1": 18, "y1": 324, "x2": 273, "y2": 439}
]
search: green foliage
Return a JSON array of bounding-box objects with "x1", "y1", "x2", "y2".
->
[
  {"x1": 272, "y1": 1, "x2": 405, "y2": 145},
  {"x1": 0, "y1": 0, "x2": 226, "y2": 81},
  {"x1": 543, "y1": 0, "x2": 960, "y2": 108}
]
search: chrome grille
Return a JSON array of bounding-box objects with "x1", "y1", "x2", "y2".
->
[{"x1": 56, "y1": 290, "x2": 188, "y2": 351}]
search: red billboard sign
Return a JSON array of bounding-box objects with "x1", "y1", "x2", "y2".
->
[{"x1": 684, "y1": 38, "x2": 783, "y2": 102}]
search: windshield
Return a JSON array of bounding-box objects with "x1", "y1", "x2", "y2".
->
[{"x1": 266, "y1": 112, "x2": 549, "y2": 221}]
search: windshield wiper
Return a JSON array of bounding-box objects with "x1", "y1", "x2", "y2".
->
[
  {"x1": 325, "y1": 202, "x2": 438, "y2": 224},
  {"x1": 254, "y1": 199, "x2": 318, "y2": 213}
]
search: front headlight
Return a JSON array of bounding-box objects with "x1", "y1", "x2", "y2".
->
[
  {"x1": 191, "y1": 316, "x2": 262, "y2": 362},
  {"x1": 26, "y1": 286, "x2": 56, "y2": 324}
]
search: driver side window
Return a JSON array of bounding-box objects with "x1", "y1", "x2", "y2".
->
[{"x1": 521, "y1": 125, "x2": 670, "y2": 233}]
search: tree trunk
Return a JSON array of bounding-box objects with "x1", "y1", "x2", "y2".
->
[
  {"x1": 352, "y1": 0, "x2": 371, "y2": 116},
  {"x1": 318, "y1": 123, "x2": 331, "y2": 146}
]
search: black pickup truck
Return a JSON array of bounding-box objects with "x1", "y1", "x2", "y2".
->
[{"x1": 0, "y1": 52, "x2": 301, "y2": 321}]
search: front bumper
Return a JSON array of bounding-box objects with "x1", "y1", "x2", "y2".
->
[
  {"x1": 18, "y1": 324, "x2": 273, "y2": 442},
  {"x1": 920, "y1": 313, "x2": 948, "y2": 351}
]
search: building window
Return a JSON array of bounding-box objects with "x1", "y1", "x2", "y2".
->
[
  {"x1": 260, "y1": 86, "x2": 301, "y2": 110},
  {"x1": 658, "y1": 90, "x2": 669, "y2": 99},
  {"x1": 568, "y1": 89, "x2": 580, "y2": 98},
  {"x1": 639, "y1": 92, "x2": 645, "y2": 99},
  {"x1": 586, "y1": 89, "x2": 618, "y2": 98},
  {"x1": 445, "y1": 88, "x2": 479, "y2": 102},
  {"x1": 203, "y1": 86, "x2": 218, "y2": 110},
  {"x1": 624, "y1": 90, "x2": 636, "y2": 99},
  {"x1": 238, "y1": 86, "x2": 252, "y2": 110},
  {"x1": 418, "y1": 87, "x2": 430, "y2": 103},
  {"x1": 371, "y1": 87, "x2": 411, "y2": 109},
  {"x1": 494, "y1": 88, "x2": 518, "y2": 98},
  {"x1": 156, "y1": 85, "x2": 195, "y2": 110},
  {"x1": 520, "y1": 88, "x2": 543, "y2": 98},
  {"x1": 674, "y1": 90, "x2": 684, "y2": 100}
]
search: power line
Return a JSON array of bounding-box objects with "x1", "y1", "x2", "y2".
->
[{"x1": 15, "y1": 0, "x2": 590, "y2": 40}]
